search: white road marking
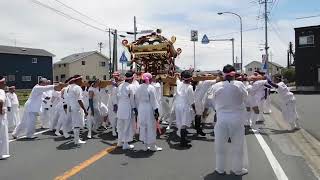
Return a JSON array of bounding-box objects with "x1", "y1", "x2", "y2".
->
[
  {"x1": 9, "y1": 129, "x2": 50, "y2": 143},
  {"x1": 253, "y1": 130, "x2": 289, "y2": 180}
]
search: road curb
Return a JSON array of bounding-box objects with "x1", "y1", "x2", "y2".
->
[{"x1": 265, "y1": 106, "x2": 320, "y2": 179}]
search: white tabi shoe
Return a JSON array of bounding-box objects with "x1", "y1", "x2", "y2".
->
[
  {"x1": 232, "y1": 168, "x2": 248, "y2": 176},
  {"x1": 142, "y1": 144, "x2": 148, "y2": 151},
  {"x1": 150, "y1": 145, "x2": 162, "y2": 151},
  {"x1": 122, "y1": 143, "x2": 134, "y2": 150},
  {"x1": 55, "y1": 131, "x2": 62, "y2": 136},
  {"x1": 0, "y1": 155, "x2": 10, "y2": 160},
  {"x1": 76, "y1": 139, "x2": 86, "y2": 144}
]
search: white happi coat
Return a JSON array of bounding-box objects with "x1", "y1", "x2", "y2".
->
[
  {"x1": 6, "y1": 92, "x2": 20, "y2": 128},
  {"x1": 210, "y1": 80, "x2": 248, "y2": 173},
  {"x1": 40, "y1": 90, "x2": 53, "y2": 128},
  {"x1": 116, "y1": 82, "x2": 135, "y2": 143},
  {"x1": 49, "y1": 90, "x2": 61, "y2": 129},
  {"x1": 174, "y1": 79, "x2": 195, "y2": 129},
  {"x1": 135, "y1": 83, "x2": 159, "y2": 144},
  {"x1": 13, "y1": 85, "x2": 55, "y2": 138},
  {"x1": 151, "y1": 82, "x2": 162, "y2": 115},
  {"x1": 88, "y1": 87, "x2": 104, "y2": 129},
  {"x1": 68, "y1": 84, "x2": 85, "y2": 128},
  {"x1": 0, "y1": 89, "x2": 9, "y2": 157},
  {"x1": 276, "y1": 82, "x2": 298, "y2": 123},
  {"x1": 108, "y1": 85, "x2": 119, "y2": 129},
  {"x1": 195, "y1": 80, "x2": 217, "y2": 116}
]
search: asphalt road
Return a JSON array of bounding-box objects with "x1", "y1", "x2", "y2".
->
[
  {"x1": 271, "y1": 94, "x2": 320, "y2": 141},
  {"x1": 0, "y1": 110, "x2": 318, "y2": 180}
]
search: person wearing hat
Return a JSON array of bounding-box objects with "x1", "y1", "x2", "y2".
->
[
  {"x1": 0, "y1": 76, "x2": 10, "y2": 159},
  {"x1": 267, "y1": 74, "x2": 300, "y2": 131},
  {"x1": 6, "y1": 86, "x2": 20, "y2": 130},
  {"x1": 135, "y1": 72, "x2": 162, "y2": 151},
  {"x1": 87, "y1": 79, "x2": 103, "y2": 139},
  {"x1": 12, "y1": 78, "x2": 62, "y2": 139},
  {"x1": 209, "y1": 64, "x2": 248, "y2": 176},
  {"x1": 107, "y1": 71, "x2": 122, "y2": 137},
  {"x1": 68, "y1": 75, "x2": 88, "y2": 144},
  {"x1": 114, "y1": 71, "x2": 136, "y2": 150},
  {"x1": 174, "y1": 70, "x2": 195, "y2": 147}
]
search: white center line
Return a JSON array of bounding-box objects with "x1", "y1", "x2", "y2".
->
[
  {"x1": 253, "y1": 130, "x2": 289, "y2": 180},
  {"x1": 9, "y1": 129, "x2": 50, "y2": 143}
]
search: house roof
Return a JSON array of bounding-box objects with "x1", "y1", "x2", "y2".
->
[
  {"x1": 0, "y1": 45, "x2": 55, "y2": 57},
  {"x1": 55, "y1": 51, "x2": 109, "y2": 65},
  {"x1": 245, "y1": 61, "x2": 284, "y2": 68}
]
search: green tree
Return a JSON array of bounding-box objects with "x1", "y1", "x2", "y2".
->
[{"x1": 281, "y1": 68, "x2": 296, "y2": 83}]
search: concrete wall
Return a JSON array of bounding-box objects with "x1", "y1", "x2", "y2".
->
[{"x1": 53, "y1": 63, "x2": 70, "y2": 82}]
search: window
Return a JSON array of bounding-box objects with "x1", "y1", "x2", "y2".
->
[
  {"x1": 55, "y1": 76, "x2": 59, "y2": 81},
  {"x1": 22, "y1": 76, "x2": 31, "y2": 81},
  {"x1": 32, "y1": 58, "x2": 38, "y2": 63},
  {"x1": 103, "y1": 75, "x2": 107, "y2": 80},
  {"x1": 86, "y1": 76, "x2": 90, "y2": 80},
  {"x1": 92, "y1": 76, "x2": 96, "y2": 80},
  {"x1": 257, "y1": 68, "x2": 261, "y2": 71},
  {"x1": 82, "y1": 61, "x2": 86, "y2": 65},
  {"x1": 61, "y1": 74, "x2": 66, "y2": 79},
  {"x1": 299, "y1": 35, "x2": 314, "y2": 46},
  {"x1": 63, "y1": 64, "x2": 66, "y2": 67},
  {"x1": 58, "y1": 64, "x2": 61, "y2": 68},
  {"x1": 248, "y1": 68, "x2": 252, "y2": 71},
  {"x1": 100, "y1": 62, "x2": 106, "y2": 67},
  {"x1": 8, "y1": 75, "x2": 15, "y2": 82}
]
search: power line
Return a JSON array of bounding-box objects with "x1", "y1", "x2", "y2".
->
[
  {"x1": 296, "y1": 14, "x2": 320, "y2": 19},
  {"x1": 53, "y1": 0, "x2": 109, "y2": 28},
  {"x1": 30, "y1": 0, "x2": 107, "y2": 32},
  {"x1": 208, "y1": 27, "x2": 263, "y2": 38}
]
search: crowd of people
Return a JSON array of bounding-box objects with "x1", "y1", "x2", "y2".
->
[{"x1": 0, "y1": 64, "x2": 300, "y2": 176}]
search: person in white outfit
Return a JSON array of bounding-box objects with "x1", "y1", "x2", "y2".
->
[
  {"x1": 114, "y1": 71, "x2": 136, "y2": 150},
  {"x1": 174, "y1": 70, "x2": 195, "y2": 147},
  {"x1": 135, "y1": 73, "x2": 162, "y2": 151},
  {"x1": 0, "y1": 76, "x2": 10, "y2": 159},
  {"x1": 49, "y1": 88, "x2": 61, "y2": 131},
  {"x1": 40, "y1": 87, "x2": 52, "y2": 129},
  {"x1": 6, "y1": 86, "x2": 20, "y2": 130},
  {"x1": 209, "y1": 65, "x2": 248, "y2": 176},
  {"x1": 107, "y1": 71, "x2": 122, "y2": 137},
  {"x1": 267, "y1": 74, "x2": 300, "y2": 131},
  {"x1": 68, "y1": 75, "x2": 88, "y2": 144},
  {"x1": 194, "y1": 78, "x2": 218, "y2": 136},
  {"x1": 87, "y1": 80, "x2": 103, "y2": 138},
  {"x1": 263, "y1": 87, "x2": 272, "y2": 114},
  {"x1": 12, "y1": 78, "x2": 61, "y2": 139}
]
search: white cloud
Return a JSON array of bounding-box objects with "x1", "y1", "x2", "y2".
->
[{"x1": 0, "y1": 0, "x2": 319, "y2": 72}]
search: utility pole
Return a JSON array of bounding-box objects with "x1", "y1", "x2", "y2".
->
[
  {"x1": 113, "y1": 29, "x2": 118, "y2": 72},
  {"x1": 260, "y1": 0, "x2": 270, "y2": 75},
  {"x1": 134, "y1": 16, "x2": 137, "y2": 41},
  {"x1": 108, "y1": 28, "x2": 112, "y2": 78}
]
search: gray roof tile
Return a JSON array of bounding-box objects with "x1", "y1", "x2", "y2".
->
[{"x1": 0, "y1": 45, "x2": 54, "y2": 57}]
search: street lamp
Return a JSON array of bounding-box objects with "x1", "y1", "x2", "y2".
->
[
  {"x1": 218, "y1": 12, "x2": 243, "y2": 73},
  {"x1": 201, "y1": 34, "x2": 235, "y2": 66}
]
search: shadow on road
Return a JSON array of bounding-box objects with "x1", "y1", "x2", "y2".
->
[
  {"x1": 204, "y1": 172, "x2": 242, "y2": 180},
  {"x1": 125, "y1": 150, "x2": 154, "y2": 159},
  {"x1": 56, "y1": 140, "x2": 79, "y2": 150}
]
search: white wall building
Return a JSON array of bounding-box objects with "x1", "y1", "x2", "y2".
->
[{"x1": 245, "y1": 61, "x2": 283, "y2": 76}]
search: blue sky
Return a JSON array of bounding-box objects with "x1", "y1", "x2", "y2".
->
[{"x1": 0, "y1": 0, "x2": 319, "y2": 71}]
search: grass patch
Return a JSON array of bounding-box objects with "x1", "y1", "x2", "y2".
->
[{"x1": 16, "y1": 89, "x2": 31, "y2": 106}]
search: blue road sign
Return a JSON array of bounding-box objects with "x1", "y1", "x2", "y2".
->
[
  {"x1": 119, "y1": 51, "x2": 128, "y2": 63},
  {"x1": 202, "y1": 34, "x2": 210, "y2": 44}
]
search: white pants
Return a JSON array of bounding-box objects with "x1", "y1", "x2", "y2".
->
[
  {"x1": 263, "y1": 96, "x2": 272, "y2": 114},
  {"x1": 40, "y1": 108, "x2": 50, "y2": 128},
  {"x1": 214, "y1": 111, "x2": 245, "y2": 173},
  {"x1": 0, "y1": 113, "x2": 9, "y2": 156},
  {"x1": 282, "y1": 100, "x2": 299, "y2": 125},
  {"x1": 117, "y1": 118, "x2": 133, "y2": 143},
  {"x1": 109, "y1": 111, "x2": 117, "y2": 132},
  {"x1": 49, "y1": 107, "x2": 60, "y2": 130},
  {"x1": 7, "y1": 105, "x2": 20, "y2": 129},
  {"x1": 138, "y1": 103, "x2": 156, "y2": 145},
  {"x1": 175, "y1": 103, "x2": 193, "y2": 129},
  {"x1": 70, "y1": 109, "x2": 84, "y2": 128},
  {"x1": 13, "y1": 111, "x2": 37, "y2": 138}
]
